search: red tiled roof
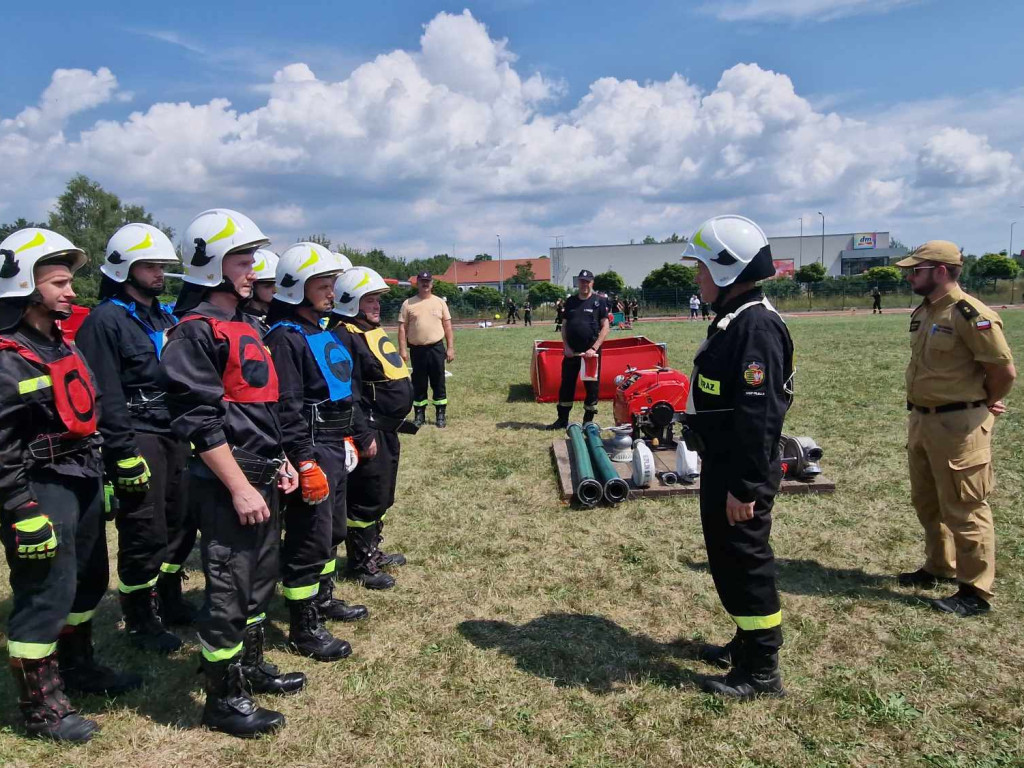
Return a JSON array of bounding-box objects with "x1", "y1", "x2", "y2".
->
[{"x1": 411, "y1": 258, "x2": 551, "y2": 285}]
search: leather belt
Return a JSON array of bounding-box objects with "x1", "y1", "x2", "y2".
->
[{"x1": 907, "y1": 400, "x2": 987, "y2": 414}]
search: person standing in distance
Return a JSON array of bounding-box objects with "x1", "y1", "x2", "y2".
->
[
  {"x1": 398, "y1": 271, "x2": 454, "y2": 429},
  {"x1": 897, "y1": 241, "x2": 1015, "y2": 617},
  {"x1": 76, "y1": 224, "x2": 196, "y2": 655},
  {"x1": 546, "y1": 270, "x2": 611, "y2": 430},
  {"x1": 871, "y1": 285, "x2": 883, "y2": 315},
  {"x1": 681, "y1": 215, "x2": 794, "y2": 700},
  {"x1": 0, "y1": 228, "x2": 141, "y2": 742}
]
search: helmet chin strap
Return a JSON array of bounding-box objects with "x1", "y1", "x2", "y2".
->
[{"x1": 212, "y1": 277, "x2": 247, "y2": 302}]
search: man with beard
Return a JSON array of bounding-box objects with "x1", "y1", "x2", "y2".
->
[
  {"x1": 76, "y1": 224, "x2": 197, "y2": 654},
  {"x1": 331, "y1": 267, "x2": 413, "y2": 589},
  {"x1": 159, "y1": 209, "x2": 302, "y2": 737},
  {"x1": 0, "y1": 228, "x2": 140, "y2": 742},
  {"x1": 681, "y1": 215, "x2": 794, "y2": 700},
  {"x1": 264, "y1": 243, "x2": 370, "y2": 661},
  {"x1": 896, "y1": 241, "x2": 1015, "y2": 617}
]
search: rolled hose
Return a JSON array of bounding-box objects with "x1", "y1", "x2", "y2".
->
[
  {"x1": 566, "y1": 423, "x2": 603, "y2": 507},
  {"x1": 583, "y1": 423, "x2": 630, "y2": 504}
]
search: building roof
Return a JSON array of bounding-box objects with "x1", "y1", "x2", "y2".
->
[{"x1": 411, "y1": 258, "x2": 551, "y2": 285}]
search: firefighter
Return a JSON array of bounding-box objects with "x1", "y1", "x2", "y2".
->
[
  {"x1": 331, "y1": 267, "x2": 413, "y2": 590},
  {"x1": 0, "y1": 228, "x2": 141, "y2": 742},
  {"x1": 75, "y1": 224, "x2": 196, "y2": 655},
  {"x1": 264, "y1": 243, "x2": 370, "y2": 662},
  {"x1": 159, "y1": 209, "x2": 302, "y2": 737},
  {"x1": 681, "y1": 215, "x2": 794, "y2": 700},
  {"x1": 243, "y1": 248, "x2": 278, "y2": 333}
]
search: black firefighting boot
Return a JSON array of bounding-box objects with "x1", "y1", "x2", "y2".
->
[
  {"x1": 582, "y1": 406, "x2": 597, "y2": 425},
  {"x1": 156, "y1": 570, "x2": 200, "y2": 626},
  {"x1": 697, "y1": 630, "x2": 742, "y2": 670},
  {"x1": 315, "y1": 577, "x2": 369, "y2": 622},
  {"x1": 413, "y1": 406, "x2": 427, "y2": 428},
  {"x1": 435, "y1": 405, "x2": 447, "y2": 429},
  {"x1": 10, "y1": 656, "x2": 99, "y2": 743},
  {"x1": 700, "y1": 636, "x2": 785, "y2": 700},
  {"x1": 287, "y1": 599, "x2": 352, "y2": 662},
  {"x1": 57, "y1": 621, "x2": 143, "y2": 696},
  {"x1": 374, "y1": 520, "x2": 407, "y2": 569},
  {"x1": 200, "y1": 657, "x2": 285, "y2": 738},
  {"x1": 546, "y1": 405, "x2": 571, "y2": 431},
  {"x1": 119, "y1": 588, "x2": 183, "y2": 653},
  {"x1": 345, "y1": 525, "x2": 395, "y2": 590},
  {"x1": 240, "y1": 621, "x2": 306, "y2": 695}
]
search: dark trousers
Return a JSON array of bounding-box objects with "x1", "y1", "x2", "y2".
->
[
  {"x1": 191, "y1": 470, "x2": 279, "y2": 660},
  {"x1": 1, "y1": 474, "x2": 107, "y2": 658},
  {"x1": 281, "y1": 443, "x2": 347, "y2": 600},
  {"x1": 523, "y1": 312, "x2": 532, "y2": 327},
  {"x1": 872, "y1": 296, "x2": 882, "y2": 312},
  {"x1": 114, "y1": 432, "x2": 195, "y2": 591},
  {"x1": 347, "y1": 429, "x2": 400, "y2": 526},
  {"x1": 557, "y1": 353, "x2": 599, "y2": 419},
  {"x1": 410, "y1": 342, "x2": 447, "y2": 408},
  {"x1": 699, "y1": 458, "x2": 783, "y2": 657}
]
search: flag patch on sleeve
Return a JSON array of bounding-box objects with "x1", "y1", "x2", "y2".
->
[{"x1": 976, "y1": 319, "x2": 992, "y2": 331}]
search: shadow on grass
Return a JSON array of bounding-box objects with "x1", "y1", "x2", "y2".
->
[
  {"x1": 496, "y1": 421, "x2": 551, "y2": 431},
  {"x1": 506, "y1": 383, "x2": 536, "y2": 403},
  {"x1": 458, "y1": 612, "x2": 704, "y2": 694},
  {"x1": 683, "y1": 557, "x2": 921, "y2": 605}
]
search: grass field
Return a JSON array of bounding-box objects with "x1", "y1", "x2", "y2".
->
[{"x1": 2, "y1": 311, "x2": 1023, "y2": 767}]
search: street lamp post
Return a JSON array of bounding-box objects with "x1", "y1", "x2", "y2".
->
[
  {"x1": 496, "y1": 234, "x2": 503, "y2": 294},
  {"x1": 817, "y1": 211, "x2": 825, "y2": 270},
  {"x1": 1010, "y1": 222, "x2": 1017, "y2": 262},
  {"x1": 799, "y1": 217, "x2": 803, "y2": 266}
]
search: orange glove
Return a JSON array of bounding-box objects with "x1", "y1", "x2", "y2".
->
[{"x1": 298, "y1": 461, "x2": 330, "y2": 505}]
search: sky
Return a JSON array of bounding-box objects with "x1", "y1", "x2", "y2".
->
[{"x1": 1, "y1": 0, "x2": 1022, "y2": 263}]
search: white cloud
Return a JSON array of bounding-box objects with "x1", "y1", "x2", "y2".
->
[
  {"x1": 0, "y1": 9, "x2": 1020, "y2": 262},
  {"x1": 704, "y1": 0, "x2": 924, "y2": 22}
]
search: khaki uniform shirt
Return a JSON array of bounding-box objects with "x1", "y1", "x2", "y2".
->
[
  {"x1": 398, "y1": 294, "x2": 451, "y2": 346},
  {"x1": 905, "y1": 285, "x2": 1013, "y2": 407}
]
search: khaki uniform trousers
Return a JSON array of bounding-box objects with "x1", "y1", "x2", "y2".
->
[{"x1": 907, "y1": 407, "x2": 996, "y2": 599}]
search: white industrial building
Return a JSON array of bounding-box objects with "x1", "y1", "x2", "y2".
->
[{"x1": 550, "y1": 232, "x2": 907, "y2": 288}]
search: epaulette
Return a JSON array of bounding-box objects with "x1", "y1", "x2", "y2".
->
[
  {"x1": 955, "y1": 299, "x2": 980, "y2": 321},
  {"x1": 343, "y1": 322, "x2": 364, "y2": 334}
]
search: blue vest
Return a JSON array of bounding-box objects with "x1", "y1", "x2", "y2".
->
[
  {"x1": 104, "y1": 298, "x2": 177, "y2": 359},
  {"x1": 267, "y1": 321, "x2": 353, "y2": 402}
]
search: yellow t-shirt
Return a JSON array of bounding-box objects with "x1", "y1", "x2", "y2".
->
[{"x1": 399, "y1": 294, "x2": 451, "y2": 346}]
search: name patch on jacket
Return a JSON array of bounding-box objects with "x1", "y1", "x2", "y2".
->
[{"x1": 697, "y1": 374, "x2": 720, "y2": 395}]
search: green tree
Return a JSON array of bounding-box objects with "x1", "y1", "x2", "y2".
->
[
  {"x1": 641, "y1": 235, "x2": 657, "y2": 245},
  {"x1": 593, "y1": 270, "x2": 625, "y2": 293},
  {"x1": 641, "y1": 262, "x2": 696, "y2": 291},
  {"x1": 795, "y1": 262, "x2": 827, "y2": 283},
  {"x1": 465, "y1": 285, "x2": 503, "y2": 308},
  {"x1": 661, "y1": 233, "x2": 684, "y2": 243},
  {"x1": 428, "y1": 279, "x2": 459, "y2": 300},
  {"x1": 303, "y1": 233, "x2": 333, "y2": 249},
  {"x1": 973, "y1": 253, "x2": 1020, "y2": 280},
  {"x1": 408, "y1": 254, "x2": 454, "y2": 279},
  {"x1": 510, "y1": 261, "x2": 535, "y2": 286},
  {"x1": 474, "y1": 253, "x2": 493, "y2": 261},
  {"x1": 864, "y1": 266, "x2": 901, "y2": 283},
  {"x1": 528, "y1": 281, "x2": 565, "y2": 305}
]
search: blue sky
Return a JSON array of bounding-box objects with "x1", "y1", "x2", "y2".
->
[{"x1": 1, "y1": 0, "x2": 1021, "y2": 263}]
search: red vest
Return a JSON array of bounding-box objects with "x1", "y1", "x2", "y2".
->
[
  {"x1": 0, "y1": 337, "x2": 98, "y2": 439},
  {"x1": 177, "y1": 316, "x2": 279, "y2": 403}
]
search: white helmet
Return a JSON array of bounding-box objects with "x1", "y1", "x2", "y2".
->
[
  {"x1": 681, "y1": 215, "x2": 775, "y2": 287},
  {"x1": 0, "y1": 228, "x2": 87, "y2": 299},
  {"x1": 181, "y1": 208, "x2": 270, "y2": 287},
  {"x1": 274, "y1": 242, "x2": 345, "y2": 305},
  {"x1": 331, "y1": 251, "x2": 353, "y2": 272},
  {"x1": 252, "y1": 249, "x2": 279, "y2": 283},
  {"x1": 101, "y1": 223, "x2": 178, "y2": 283},
  {"x1": 333, "y1": 267, "x2": 389, "y2": 317}
]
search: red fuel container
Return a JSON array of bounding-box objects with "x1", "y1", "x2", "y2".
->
[{"x1": 531, "y1": 336, "x2": 668, "y2": 403}]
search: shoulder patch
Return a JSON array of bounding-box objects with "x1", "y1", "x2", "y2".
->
[
  {"x1": 743, "y1": 361, "x2": 765, "y2": 388},
  {"x1": 955, "y1": 299, "x2": 980, "y2": 321}
]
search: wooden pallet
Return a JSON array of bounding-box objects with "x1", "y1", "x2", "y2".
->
[{"x1": 551, "y1": 439, "x2": 836, "y2": 501}]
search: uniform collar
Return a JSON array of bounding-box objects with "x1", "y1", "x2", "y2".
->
[
  {"x1": 714, "y1": 287, "x2": 764, "y2": 316},
  {"x1": 190, "y1": 300, "x2": 242, "y2": 322},
  {"x1": 925, "y1": 283, "x2": 963, "y2": 311}
]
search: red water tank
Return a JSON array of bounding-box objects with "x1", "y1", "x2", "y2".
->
[{"x1": 531, "y1": 336, "x2": 668, "y2": 403}]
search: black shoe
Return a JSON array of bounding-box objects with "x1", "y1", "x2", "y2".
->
[
  {"x1": 412, "y1": 406, "x2": 426, "y2": 428},
  {"x1": 10, "y1": 655, "x2": 100, "y2": 743},
  {"x1": 697, "y1": 632, "x2": 741, "y2": 670},
  {"x1": 701, "y1": 655, "x2": 785, "y2": 700},
  {"x1": 156, "y1": 571, "x2": 200, "y2": 626},
  {"x1": 57, "y1": 622, "x2": 143, "y2": 696},
  {"x1": 315, "y1": 578, "x2": 369, "y2": 622},
  {"x1": 346, "y1": 525, "x2": 397, "y2": 590},
  {"x1": 201, "y1": 660, "x2": 285, "y2": 738},
  {"x1": 931, "y1": 586, "x2": 991, "y2": 618},
  {"x1": 545, "y1": 420, "x2": 569, "y2": 431},
  {"x1": 287, "y1": 600, "x2": 352, "y2": 662},
  {"x1": 346, "y1": 567, "x2": 396, "y2": 590},
  {"x1": 435, "y1": 406, "x2": 447, "y2": 429},
  {"x1": 582, "y1": 410, "x2": 596, "y2": 425},
  {"x1": 240, "y1": 622, "x2": 306, "y2": 695},
  {"x1": 373, "y1": 521, "x2": 406, "y2": 569},
  {"x1": 897, "y1": 568, "x2": 953, "y2": 589},
  {"x1": 120, "y1": 589, "x2": 183, "y2": 653}
]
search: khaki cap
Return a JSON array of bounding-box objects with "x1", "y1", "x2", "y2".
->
[{"x1": 894, "y1": 240, "x2": 962, "y2": 268}]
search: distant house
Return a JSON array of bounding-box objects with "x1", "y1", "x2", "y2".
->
[{"x1": 410, "y1": 258, "x2": 551, "y2": 288}]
